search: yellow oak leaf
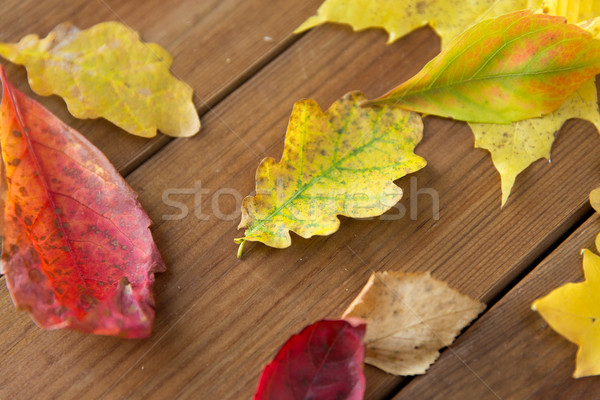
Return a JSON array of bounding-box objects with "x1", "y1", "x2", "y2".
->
[
  {"x1": 0, "y1": 22, "x2": 199, "y2": 138},
  {"x1": 471, "y1": 78, "x2": 600, "y2": 207},
  {"x1": 342, "y1": 271, "x2": 485, "y2": 375},
  {"x1": 235, "y1": 92, "x2": 426, "y2": 256},
  {"x1": 589, "y1": 188, "x2": 600, "y2": 252},
  {"x1": 295, "y1": 0, "x2": 543, "y2": 47},
  {"x1": 532, "y1": 249, "x2": 600, "y2": 378}
]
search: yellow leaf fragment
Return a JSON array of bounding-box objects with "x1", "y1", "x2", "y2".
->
[
  {"x1": 532, "y1": 249, "x2": 600, "y2": 378},
  {"x1": 0, "y1": 22, "x2": 199, "y2": 137},
  {"x1": 471, "y1": 78, "x2": 600, "y2": 207},
  {"x1": 295, "y1": 0, "x2": 542, "y2": 47},
  {"x1": 343, "y1": 271, "x2": 485, "y2": 375},
  {"x1": 542, "y1": 0, "x2": 600, "y2": 23},
  {"x1": 590, "y1": 188, "x2": 600, "y2": 252},
  {"x1": 578, "y1": 17, "x2": 600, "y2": 37},
  {"x1": 236, "y1": 92, "x2": 426, "y2": 255}
]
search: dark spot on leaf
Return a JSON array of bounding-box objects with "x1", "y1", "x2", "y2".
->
[
  {"x1": 28, "y1": 269, "x2": 44, "y2": 283},
  {"x1": 11, "y1": 130, "x2": 21, "y2": 138},
  {"x1": 80, "y1": 293, "x2": 97, "y2": 306}
]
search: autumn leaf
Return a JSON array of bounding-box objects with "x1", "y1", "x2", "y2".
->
[
  {"x1": 532, "y1": 249, "x2": 600, "y2": 378},
  {"x1": 253, "y1": 319, "x2": 366, "y2": 400},
  {"x1": 0, "y1": 22, "x2": 199, "y2": 138},
  {"x1": 590, "y1": 188, "x2": 600, "y2": 252},
  {"x1": 466, "y1": 7, "x2": 600, "y2": 206},
  {"x1": 364, "y1": 11, "x2": 600, "y2": 124},
  {"x1": 471, "y1": 78, "x2": 600, "y2": 206},
  {"x1": 296, "y1": 0, "x2": 543, "y2": 47},
  {"x1": 0, "y1": 67, "x2": 166, "y2": 338},
  {"x1": 343, "y1": 271, "x2": 485, "y2": 375},
  {"x1": 235, "y1": 92, "x2": 426, "y2": 256}
]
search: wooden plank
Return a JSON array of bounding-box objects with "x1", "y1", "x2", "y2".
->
[
  {"x1": 391, "y1": 215, "x2": 600, "y2": 400},
  {"x1": 2, "y1": 19, "x2": 600, "y2": 400},
  {"x1": 0, "y1": 0, "x2": 322, "y2": 174}
]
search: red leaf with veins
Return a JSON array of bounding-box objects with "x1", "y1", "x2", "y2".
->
[
  {"x1": 254, "y1": 319, "x2": 366, "y2": 400},
  {"x1": 0, "y1": 66, "x2": 165, "y2": 338}
]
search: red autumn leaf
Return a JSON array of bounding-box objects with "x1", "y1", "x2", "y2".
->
[
  {"x1": 253, "y1": 319, "x2": 366, "y2": 400},
  {"x1": 0, "y1": 66, "x2": 165, "y2": 338}
]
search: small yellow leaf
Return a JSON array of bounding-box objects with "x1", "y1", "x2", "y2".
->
[
  {"x1": 590, "y1": 188, "x2": 600, "y2": 212},
  {"x1": 342, "y1": 271, "x2": 485, "y2": 376},
  {"x1": 295, "y1": 0, "x2": 543, "y2": 47},
  {"x1": 0, "y1": 22, "x2": 200, "y2": 138},
  {"x1": 471, "y1": 78, "x2": 600, "y2": 206},
  {"x1": 589, "y1": 188, "x2": 600, "y2": 252},
  {"x1": 236, "y1": 92, "x2": 426, "y2": 255},
  {"x1": 532, "y1": 249, "x2": 600, "y2": 378}
]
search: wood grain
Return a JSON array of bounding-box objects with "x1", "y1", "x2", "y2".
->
[
  {"x1": 392, "y1": 215, "x2": 600, "y2": 400},
  {"x1": 0, "y1": 0, "x2": 323, "y2": 174},
  {"x1": 2, "y1": 6, "x2": 600, "y2": 400}
]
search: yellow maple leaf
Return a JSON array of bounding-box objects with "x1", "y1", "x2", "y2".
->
[
  {"x1": 0, "y1": 22, "x2": 200, "y2": 138},
  {"x1": 532, "y1": 249, "x2": 600, "y2": 378},
  {"x1": 295, "y1": 0, "x2": 543, "y2": 47},
  {"x1": 342, "y1": 271, "x2": 485, "y2": 375},
  {"x1": 235, "y1": 92, "x2": 426, "y2": 256},
  {"x1": 471, "y1": 78, "x2": 600, "y2": 206}
]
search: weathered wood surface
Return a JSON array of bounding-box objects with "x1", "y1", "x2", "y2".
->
[
  {"x1": 393, "y1": 215, "x2": 600, "y2": 400},
  {"x1": 1, "y1": 1, "x2": 600, "y2": 399}
]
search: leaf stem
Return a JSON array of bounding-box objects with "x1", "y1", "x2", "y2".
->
[{"x1": 235, "y1": 238, "x2": 246, "y2": 258}]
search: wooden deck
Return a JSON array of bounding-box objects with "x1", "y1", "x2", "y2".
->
[{"x1": 1, "y1": 1, "x2": 600, "y2": 399}]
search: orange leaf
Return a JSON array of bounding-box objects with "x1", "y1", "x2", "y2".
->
[
  {"x1": 366, "y1": 11, "x2": 600, "y2": 123},
  {"x1": 0, "y1": 66, "x2": 165, "y2": 338}
]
